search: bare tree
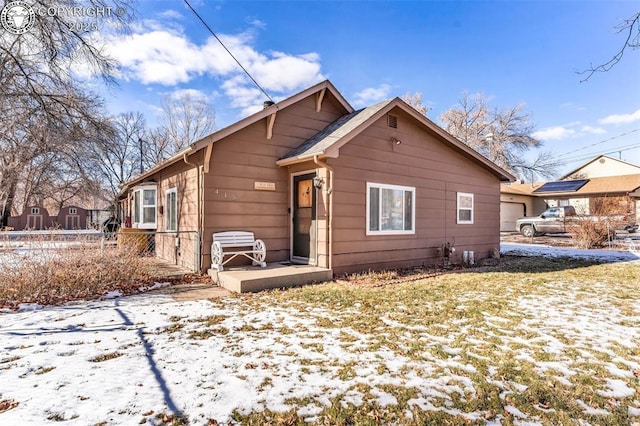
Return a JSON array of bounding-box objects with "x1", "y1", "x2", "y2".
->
[
  {"x1": 160, "y1": 91, "x2": 216, "y2": 153},
  {"x1": 401, "y1": 91, "x2": 430, "y2": 116},
  {"x1": 137, "y1": 91, "x2": 216, "y2": 170},
  {"x1": 439, "y1": 92, "x2": 557, "y2": 180},
  {"x1": 141, "y1": 127, "x2": 171, "y2": 168},
  {"x1": 85, "y1": 112, "x2": 146, "y2": 205},
  {"x1": 0, "y1": 0, "x2": 134, "y2": 226},
  {"x1": 579, "y1": 11, "x2": 640, "y2": 82}
]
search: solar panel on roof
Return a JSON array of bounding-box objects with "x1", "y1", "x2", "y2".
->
[{"x1": 533, "y1": 179, "x2": 589, "y2": 193}]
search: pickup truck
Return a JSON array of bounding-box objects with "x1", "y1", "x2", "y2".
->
[{"x1": 515, "y1": 206, "x2": 577, "y2": 237}]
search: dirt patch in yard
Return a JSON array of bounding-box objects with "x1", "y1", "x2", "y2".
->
[{"x1": 501, "y1": 232, "x2": 576, "y2": 247}]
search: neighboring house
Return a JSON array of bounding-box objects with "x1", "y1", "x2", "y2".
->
[
  {"x1": 119, "y1": 80, "x2": 513, "y2": 275},
  {"x1": 561, "y1": 155, "x2": 640, "y2": 179},
  {"x1": 7, "y1": 206, "x2": 52, "y2": 230},
  {"x1": 500, "y1": 155, "x2": 640, "y2": 232}
]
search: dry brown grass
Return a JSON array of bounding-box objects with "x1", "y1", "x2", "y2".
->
[{"x1": 0, "y1": 236, "x2": 150, "y2": 310}]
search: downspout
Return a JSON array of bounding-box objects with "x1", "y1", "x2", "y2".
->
[
  {"x1": 314, "y1": 155, "x2": 333, "y2": 271},
  {"x1": 183, "y1": 153, "x2": 203, "y2": 272}
]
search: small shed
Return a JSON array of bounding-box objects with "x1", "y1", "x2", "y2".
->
[
  {"x1": 54, "y1": 206, "x2": 88, "y2": 230},
  {"x1": 7, "y1": 206, "x2": 52, "y2": 230}
]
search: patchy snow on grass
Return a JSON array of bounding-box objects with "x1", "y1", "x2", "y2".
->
[
  {"x1": 1, "y1": 255, "x2": 639, "y2": 424},
  {"x1": 597, "y1": 379, "x2": 636, "y2": 398},
  {"x1": 500, "y1": 242, "x2": 640, "y2": 262}
]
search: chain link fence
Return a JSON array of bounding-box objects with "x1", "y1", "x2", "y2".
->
[
  {"x1": 0, "y1": 229, "x2": 201, "y2": 274},
  {"x1": 110, "y1": 230, "x2": 200, "y2": 273}
]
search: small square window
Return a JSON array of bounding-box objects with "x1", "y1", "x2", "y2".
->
[
  {"x1": 31, "y1": 207, "x2": 39, "y2": 214},
  {"x1": 69, "y1": 208, "x2": 77, "y2": 214}
]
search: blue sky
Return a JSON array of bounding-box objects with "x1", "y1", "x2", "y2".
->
[{"x1": 100, "y1": 0, "x2": 640, "y2": 177}]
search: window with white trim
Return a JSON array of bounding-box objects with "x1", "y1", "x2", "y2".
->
[
  {"x1": 457, "y1": 192, "x2": 474, "y2": 224},
  {"x1": 132, "y1": 184, "x2": 157, "y2": 229},
  {"x1": 367, "y1": 182, "x2": 415, "y2": 235},
  {"x1": 69, "y1": 207, "x2": 77, "y2": 214},
  {"x1": 31, "y1": 207, "x2": 39, "y2": 214},
  {"x1": 165, "y1": 188, "x2": 177, "y2": 232}
]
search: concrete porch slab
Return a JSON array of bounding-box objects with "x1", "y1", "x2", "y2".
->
[{"x1": 208, "y1": 263, "x2": 333, "y2": 293}]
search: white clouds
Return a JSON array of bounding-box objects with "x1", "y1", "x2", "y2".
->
[
  {"x1": 536, "y1": 107, "x2": 640, "y2": 142},
  {"x1": 168, "y1": 88, "x2": 210, "y2": 101},
  {"x1": 533, "y1": 126, "x2": 576, "y2": 141},
  {"x1": 103, "y1": 20, "x2": 325, "y2": 115},
  {"x1": 157, "y1": 9, "x2": 183, "y2": 20},
  {"x1": 533, "y1": 122, "x2": 606, "y2": 141},
  {"x1": 580, "y1": 125, "x2": 606, "y2": 135},
  {"x1": 352, "y1": 84, "x2": 393, "y2": 107},
  {"x1": 599, "y1": 108, "x2": 640, "y2": 125}
]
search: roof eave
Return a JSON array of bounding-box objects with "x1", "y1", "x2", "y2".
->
[
  {"x1": 120, "y1": 147, "x2": 195, "y2": 190},
  {"x1": 394, "y1": 99, "x2": 516, "y2": 182},
  {"x1": 191, "y1": 80, "x2": 353, "y2": 153},
  {"x1": 276, "y1": 152, "x2": 327, "y2": 166}
]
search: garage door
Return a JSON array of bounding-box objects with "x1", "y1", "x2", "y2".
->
[{"x1": 500, "y1": 202, "x2": 525, "y2": 232}]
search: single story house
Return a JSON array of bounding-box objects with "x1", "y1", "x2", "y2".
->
[
  {"x1": 562, "y1": 155, "x2": 640, "y2": 180},
  {"x1": 119, "y1": 80, "x2": 513, "y2": 276},
  {"x1": 500, "y1": 155, "x2": 640, "y2": 231}
]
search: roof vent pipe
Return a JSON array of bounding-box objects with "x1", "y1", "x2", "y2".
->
[{"x1": 263, "y1": 100, "x2": 275, "y2": 109}]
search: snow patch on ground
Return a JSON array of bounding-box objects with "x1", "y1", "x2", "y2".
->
[{"x1": 500, "y1": 242, "x2": 640, "y2": 262}]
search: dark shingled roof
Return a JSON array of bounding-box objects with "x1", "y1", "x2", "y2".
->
[{"x1": 280, "y1": 99, "x2": 393, "y2": 161}]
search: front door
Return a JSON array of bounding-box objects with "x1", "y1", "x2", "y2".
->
[{"x1": 292, "y1": 173, "x2": 316, "y2": 264}]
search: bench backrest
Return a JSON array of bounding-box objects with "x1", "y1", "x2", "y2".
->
[{"x1": 212, "y1": 231, "x2": 256, "y2": 248}]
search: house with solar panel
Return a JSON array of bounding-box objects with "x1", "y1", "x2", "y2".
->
[{"x1": 500, "y1": 155, "x2": 640, "y2": 232}]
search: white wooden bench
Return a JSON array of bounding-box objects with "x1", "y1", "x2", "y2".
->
[{"x1": 211, "y1": 231, "x2": 266, "y2": 271}]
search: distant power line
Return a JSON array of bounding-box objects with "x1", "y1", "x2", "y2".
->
[
  {"x1": 555, "y1": 141, "x2": 640, "y2": 166},
  {"x1": 183, "y1": 0, "x2": 275, "y2": 105},
  {"x1": 556, "y1": 127, "x2": 640, "y2": 157}
]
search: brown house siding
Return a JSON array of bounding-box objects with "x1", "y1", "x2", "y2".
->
[
  {"x1": 328, "y1": 108, "x2": 501, "y2": 274},
  {"x1": 201, "y1": 93, "x2": 347, "y2": 269},
  {"x1": 138, "y1": 155, "x2": 201, "y2": 270}
]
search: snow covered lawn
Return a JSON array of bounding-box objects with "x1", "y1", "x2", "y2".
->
[{"x1": 1, "y1": 251, "x2": 639, "y2": 424}]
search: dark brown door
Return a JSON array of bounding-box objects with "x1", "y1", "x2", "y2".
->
[{"x1": 292, "y1": 173, "x2": 316, "y2": 263}]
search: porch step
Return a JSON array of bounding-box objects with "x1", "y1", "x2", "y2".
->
[
  {"x1": 208, "y1": 263, "x2": 333, "y2": 293},
  {"x1": 207, "y1": 263, "x2": 333, "y2": 293}
]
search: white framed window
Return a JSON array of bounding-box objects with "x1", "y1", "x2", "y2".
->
[
  {"x1": 366, "y1": 182, "x2": 415, "y2": 235},
  {"x1": 31, "y1": 207, "x2": 39, "y2": 214},
  {"x1": 69, "y1": 207, "x2": 77, "y2": 214},
  {"x1": 165, "y1": 188, "x2": 177, "y2": 232},
  {"x1": 132, "y1": 184, "x2": 157, "y2": 229},
  {"x1": 457, "y1": 192, "x2": 474, "y2": 224}
]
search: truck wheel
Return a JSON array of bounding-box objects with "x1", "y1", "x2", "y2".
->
[{"x1": 521, "y1": 225, "x2": 535, "y2": 238}]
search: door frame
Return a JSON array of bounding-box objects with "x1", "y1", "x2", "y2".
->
[
  {"x1": 290, "y1": 169, "x2": 318, "y2": 265},
  {"x1": 66, "y1": 215, "x2": 80, "y2": 230},
  {"x1": 26, "y1": 214, "x2": 42, "y2": 230}
]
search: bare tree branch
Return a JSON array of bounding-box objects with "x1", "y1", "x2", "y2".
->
[
  {"x1": 439, "y1": 92, "x2": 555, "y2": 181},
  {"x1": 578, "y1": 11, "x2": 640, "y2": 82}
]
